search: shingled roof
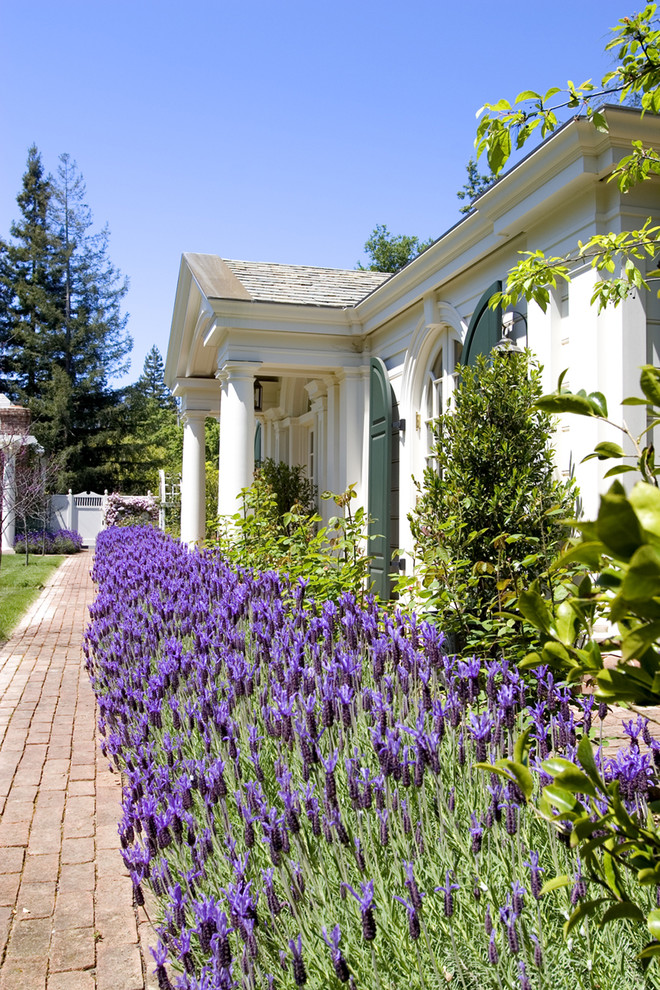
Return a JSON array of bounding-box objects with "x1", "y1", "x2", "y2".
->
[{"x1": 184, "y1": 253, "x2": 390, "y2": 308}]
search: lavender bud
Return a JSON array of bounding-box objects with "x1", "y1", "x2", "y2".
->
[{"x1": 362, "y1": 908, "x2": 377, "y2": 942}]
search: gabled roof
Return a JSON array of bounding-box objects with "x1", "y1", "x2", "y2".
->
[{"x1": 184, "y1": 252, "x2": 390, "y2": 308}]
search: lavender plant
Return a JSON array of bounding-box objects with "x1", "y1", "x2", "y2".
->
[{"x1": 86, "y1": 526, "x2": 660, "y2": 989}]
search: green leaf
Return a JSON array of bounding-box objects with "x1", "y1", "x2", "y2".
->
[
  {"x1": 591, "y1": 111, "x2": 609, "y2": 133},
  {"x1": 540, "y1": 875, "x2": 571, "y2": 895},
  {"x1": 564, "y1": 899, "x2": 609, "y2": 935},
  {"x1": 638, "y1": 940, "x2": 660, "y2": 961},
  {"x1": 500, "y1": 758, "x2": 534, "y2": 801},
  {"x1": 535, "y1": 393, "x2": 596, "y2": 416},
  {"x1": 629, "y1": 483, "x2": 660, "y2": 541},
  {"x1": 592, "y1": 441, "x2": 624, "y2": 460},
  {"x1": 517, "y1": 589, "x2": 555, "y2": 634},
  {"x1": 552, "y1": 768, "x2": 598, "y2": 797},
  {"x1": 513, "y1": 725, "x2": 532, "y2": 766},
  {"x1": 577, "y1": 736, "x2": 605, "y2": 789},
  {"x1": 649, "y1": 909, "x2": 660, "y2": 940},
  {"x1": 604, "y1": 464, "x2": 638, "y2": 478},
  {"x1": 587, "y1": 391, "x2": 609, "y2": 417},
  {"x1": 621, "y1": 622, "x2": 660, "y2": 662},
  {"x1": 622, "y1": 545, "x2": 660, "y2": 600},
  {"x1": 601, "y1": 902, "x2": 645, "y2": 925},
  {"x1": 597, "y1": 491, "x2": 644, "y2": 559},
  {"x1": 640, "y1": 366, "x2": 660, "y2": 407},
  {"x1": 543, "y1": 784, "x2": 578, "y2": 813}
]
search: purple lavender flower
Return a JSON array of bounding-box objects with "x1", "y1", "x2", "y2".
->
[
  {"x1": 393, "y1": 894, "x2": 421, "y2": 940},
  {"x1": 289, "y1": 933, "x2": 307, "y2": 986},
  {"x1": 150, "y1": 943, "x2": 174, "y2": 990},
  {"x1": 345, "y1": 880, "x2": 377, "y2": 941},
  {"x1": 435, "y1": 871, "x2": 459, "y2": 918},
  {"x1": 322, "y1": 924, "x2": 350, "y2": 983},
  {"x1": 524, "y1": 850, "x2": 544, "y2": 900}
]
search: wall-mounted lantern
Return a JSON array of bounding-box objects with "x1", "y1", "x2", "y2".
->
[
  {"x1": 253, "y1": 379, "x2": 264, "y2": 412},
  {"x1": 494, "y1": 310, "x2": 527, "y2": 354}
]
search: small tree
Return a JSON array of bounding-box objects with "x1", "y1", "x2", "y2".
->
[
  {"x1": 406, "y1": 351, "x2": 577, "y2": 655},
  {"x1": 11, "y1": 446, "x2": 59, "y2": 565}
]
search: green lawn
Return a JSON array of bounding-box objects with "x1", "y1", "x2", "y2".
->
[{"x1": 0, "y1": 555, "x2": 65, "y2": 641}]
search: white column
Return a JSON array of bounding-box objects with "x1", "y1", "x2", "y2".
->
[
  {"x1": 218, "y1": 363, "x2": 259, "y2": 518},
  {"x1": 180, "y1": 411, "x2": 207, "y2": 545},
  {"x1": 336, "y1": 366, "x2": 369, "y2": 503},
  {"x1": 324, "y1": 377, "x2": 340, "y2": 494},
  {"x1": 1, "y1": 452, "x2": 15, "y2": 553}
]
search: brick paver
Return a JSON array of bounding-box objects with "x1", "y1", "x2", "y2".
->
[{"x1": 0, "y1": 553, "x2": 152, "y2": 989}]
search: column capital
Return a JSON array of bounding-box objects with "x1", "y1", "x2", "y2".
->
[
  {"x1": 216, "y1": 361, "x2": 262, "y2": 384},
  {"x1": 335, "y1": 364, "x2": 370, "y2": 383},
  {"x1": 180, "y1": 409, "x2": 209, "y2": 425},
  {"x1": 173, "y1": 377, "x2": 220, "y2": 417}
]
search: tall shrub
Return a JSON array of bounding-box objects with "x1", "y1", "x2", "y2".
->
[{"x1": 407, "y1": 351, "x2": 577, "y2": 655}]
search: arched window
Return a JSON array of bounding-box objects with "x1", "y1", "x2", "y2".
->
[{"x1": 422, "y1": 336, "x2": 463, "y2": 465}]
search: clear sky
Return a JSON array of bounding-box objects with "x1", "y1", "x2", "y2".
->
[{"x1": 1, "y1": 0, "x2": 631, "y2": 386}]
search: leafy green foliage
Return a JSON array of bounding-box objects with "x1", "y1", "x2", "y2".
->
[
  {"x1": 473, "y1": 5, "x2": 660, "y2": 315},
  {"x1": 516, "y1": 366, "x2": 660, "y2": 701},
  {"x1": 401, "y1": 352, "x2": 577, "y2": 656},
  {"x1": 484, "y1": 367, "x2": 660, "y2": 953},
  {"x1": 213, "y1": 475, "x2": 374, "y2": 605},
  {"x1": 255, "y1": 457, "x2": 317, "y2": 521},
  {"x1": 357, "y1": 224, "x2": 434, "y2": 274}
]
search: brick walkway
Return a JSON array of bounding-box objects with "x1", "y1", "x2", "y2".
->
[{"x1": 0, "y1": 552, "x2": 157, "y2": 990}]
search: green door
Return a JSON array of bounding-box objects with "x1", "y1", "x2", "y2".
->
[
  {"x1": 368, "y1": 358, "x2": 397, "y2": 600},
  {"x1": 462, "y1": 281, "x2": 502, "y2": 366}
]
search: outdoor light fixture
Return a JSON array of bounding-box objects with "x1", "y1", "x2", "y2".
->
[
  {"x1": 253, "y1": 379, "x2": 263, "y2": 412},
  {"x1": 494, "y1": 310, "x2": 527, "y2": 354}
]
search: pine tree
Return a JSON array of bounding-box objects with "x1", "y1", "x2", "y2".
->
[
  {"x1": 0, "y1": 148, "x2": 132, "y2": 491},
  {"x1": 130, "y1": 346, "x2": 177, "y2": 411},
  {"x1": 0, "y1": 146, "x2": 64, "y2": 399}
]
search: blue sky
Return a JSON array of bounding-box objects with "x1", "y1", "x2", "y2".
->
[{"x1": 1, "y1": 0, "x2": 631, "y2": 385}]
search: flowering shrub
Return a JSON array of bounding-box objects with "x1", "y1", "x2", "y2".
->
[
  {"x1": 14, "y1": 528, "x2": 83, "y2": 554},
  {"x1": 104, "y1": 492, "x2": 159, "y2": 528},
  {"x1": 85, "y1": 527, "x2": 659, "y2": 989}
]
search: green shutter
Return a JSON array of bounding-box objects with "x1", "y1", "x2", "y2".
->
[
  {"x1": 462, "y1": 281, "x2": 502, "y2": 366},
  {"x1": 254, "y1": 422, "x2": 262, "y2": 466},
  {"x1": 368, "y1": 358, "x2": 393, "y2": 600}
]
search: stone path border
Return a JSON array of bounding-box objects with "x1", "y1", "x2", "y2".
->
[{"x1": 0, "y1": 552, "x2": 157, "y2": 990}]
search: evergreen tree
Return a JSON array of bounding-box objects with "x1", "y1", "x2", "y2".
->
[
  {"x1": 0, "y1": 147, "x2": 64, "y2": 398},
  {"x1": 409, "y1": 352, "x2": 577, "y2": 656},
  {"x1": 128, "y1": 346, "x2": 177, "y2": 411},
  {"x1": 0, "y1": 148, "x2": 131, "y2": 491},
  {"x1": 456, "y1": 158, "x2": 497, "y2": 214}
]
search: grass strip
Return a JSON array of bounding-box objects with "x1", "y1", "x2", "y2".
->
[{"x1": 0, "y1": 554, "x2": 65, "y2": 641}]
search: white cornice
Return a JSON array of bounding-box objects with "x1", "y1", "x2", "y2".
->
[{"x1": 355, "y1": 108, "x2": 660, "y2": 333}]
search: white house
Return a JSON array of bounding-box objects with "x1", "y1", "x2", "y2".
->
[{"x1": 165, "y1": 106, "x2": 660, "y2": 598}]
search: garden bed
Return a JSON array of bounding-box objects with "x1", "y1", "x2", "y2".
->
[{"x1": 85, "y1": 526, "x2": 660, "y2": 990}]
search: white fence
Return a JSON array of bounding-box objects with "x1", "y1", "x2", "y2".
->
[{"x1": 50, "y1": 490, "x2": 107, "y2": 548}]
